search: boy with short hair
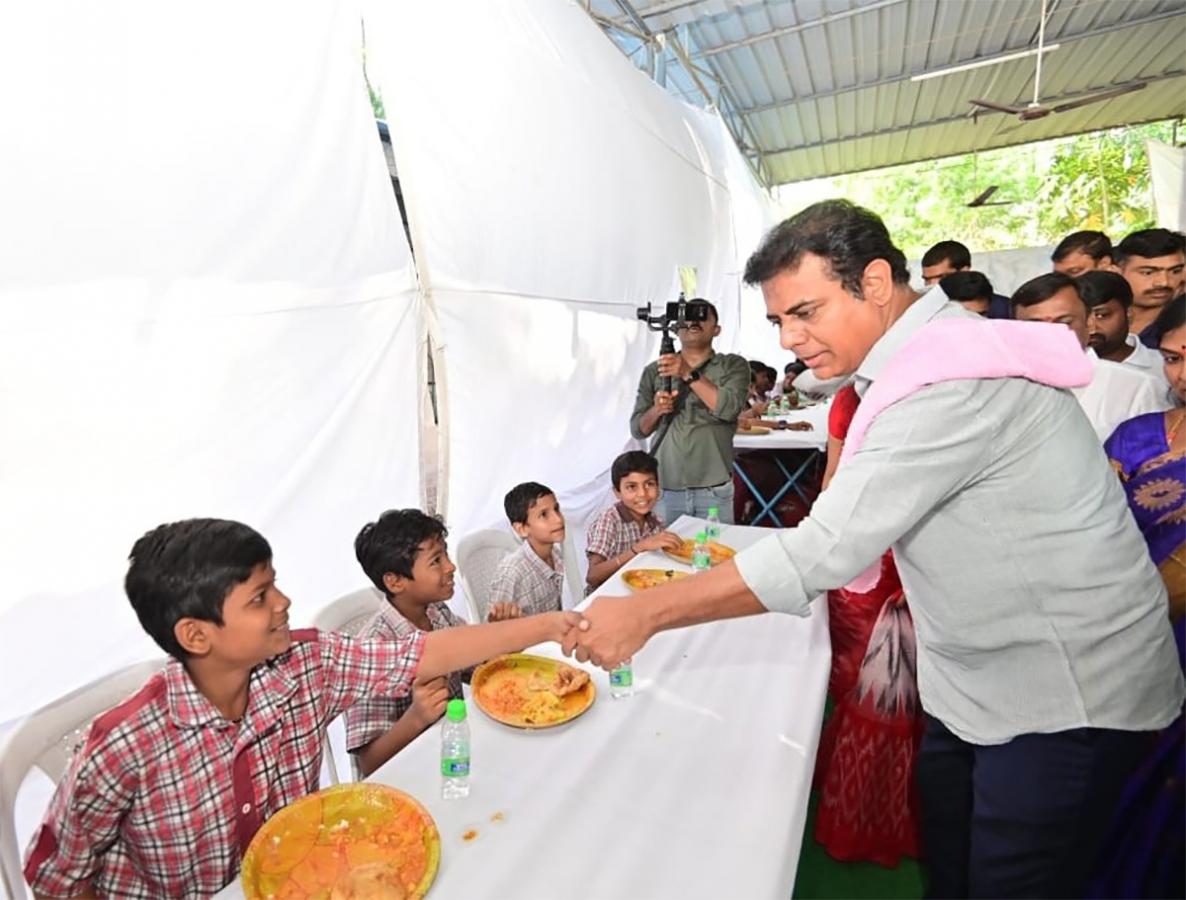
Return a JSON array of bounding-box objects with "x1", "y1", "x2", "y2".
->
[
  {"x1": 23, "y1": 517, "x2": 580, "y2": 899},
  {"x1": 585, "y1": 451, "x2": 682, "y2": 592},
  {"x1": 346, "y1": 508, "x2": 471, "y2": 776},
  {"x1": 486, "y1": 482, "x2": 567, "y2": 622}
]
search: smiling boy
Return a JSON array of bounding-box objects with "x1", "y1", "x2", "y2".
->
[
  {"x1": 345, "y1": 509, "x2": 476, "y2": 777},
  {"x1": 23, "y1": 518, "x2": 580, "y2": 898},
  {"x1": 584, "y1": 451, "x2": 681, "y2": 593}
]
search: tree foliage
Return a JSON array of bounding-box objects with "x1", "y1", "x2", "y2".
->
[{"x1": 781, "y1": 120, "x2": 1180, "y2": 258}]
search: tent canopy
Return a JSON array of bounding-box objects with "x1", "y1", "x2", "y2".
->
[{"x1": 588, "y1": 0, "x2": 1186, "y2": 185}]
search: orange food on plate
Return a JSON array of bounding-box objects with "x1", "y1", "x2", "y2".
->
[
  {"x1": 240, "y1": 784, "x2": 439, "y2": 900},
  {"x1": 621, "y1": 568, "x2": 692, "y2": 591},
  {"x1": 663, "y1": 539, "x2": 736, "y2": 566},
  {"x1": 472, "y1": 654, "x2": 596, "y2": 728}
]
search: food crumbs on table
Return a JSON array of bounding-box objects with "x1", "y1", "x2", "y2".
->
[
  {"x1": 462, "y1": 829, "x2": 479, "y2": 842},
  {"x1": 491, "y1": 811, "x2": 506, "y2": 823}
]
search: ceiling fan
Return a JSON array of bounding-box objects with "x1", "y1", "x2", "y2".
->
[
  {"x1": 968, "y1": 0, "x2": 1148, "y2": 122},
  {"x1": 966, "y1": 185, "x2": 1012, "y2": 208}
]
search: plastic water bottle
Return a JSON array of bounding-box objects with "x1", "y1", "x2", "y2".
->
[
  {"x1": 610, "y1": 659, "x2": 634, "y2": 699},
  {"x1": 691, "y1": 530, "x2": 711, "y2": 573},
  {"x1": 705, "y1": 507, "x2": 721, "y2": 542},
  {"x1": 440, "y1": 699, "x2": 470, "y2": 799}
]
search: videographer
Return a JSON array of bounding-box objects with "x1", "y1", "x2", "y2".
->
[{"x1": 629, "y1": 300, "x2": 750, "y2": 524}]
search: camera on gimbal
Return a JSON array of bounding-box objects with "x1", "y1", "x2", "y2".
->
[
  {"x1": 635, "y1": 294, "x2": 710, "y2": 335},
  {"x1": 636, "y1": 293, "x2": 711, "y2": 395}
]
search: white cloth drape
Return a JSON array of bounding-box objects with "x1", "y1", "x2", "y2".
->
[
  {"x1": 1148, "y1": 139, "x2": 1186, "y2": 232},
  {"x1": 362, "y1": 0, "x2": 774, "y2": 538},
  {"x1": 0, "y1": 2, "x2": 421, "y2": 721}
]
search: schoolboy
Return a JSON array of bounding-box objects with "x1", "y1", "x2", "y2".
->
[
  {"x1": 585, "y1": 451, "x2": 681, "y2": 592},
  {"x1": 486, "y1": 482, "x2": 566, "y2": 621},
  {"x1": 346, "y1": 508, "x2": 476, "y2": 776},
  {"x1": 23, "y1": 518, "x2": 579, "y2": 898}
]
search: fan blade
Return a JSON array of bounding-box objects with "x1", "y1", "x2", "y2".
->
[
  {"x1": 1051, "y1": 82, "x2": 1147, "y2": 113},
  {"x1": 967, "y1": 185, "x2": 1000, "y2": 207},
  {"x1": 969, "y1": 98, "x2": 1027, "y2": 115}
]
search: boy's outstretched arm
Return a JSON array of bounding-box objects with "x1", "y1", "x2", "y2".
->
[{"x1": 416, "y1": 611, "x2": 583, "y2": 681}]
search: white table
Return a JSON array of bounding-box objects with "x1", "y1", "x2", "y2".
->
[
  {"x1": 733, "y1": 401, "x2": 830, "y2": 526},
  {"x1": 733, "y1": 400, "x2": 830, "y2": 450},
  {"x1": 218, "y1": 517, "x2": 831, "y2": 900}
]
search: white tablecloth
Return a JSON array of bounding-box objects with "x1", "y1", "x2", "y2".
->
[
  {"x1": 733, "y1": 401, "x2": 830, "y2": 450},
  {"x1": 217, "y1": 517, "x2": 831, "y2": 900}
]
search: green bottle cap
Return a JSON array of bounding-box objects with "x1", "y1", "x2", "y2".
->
[
  {"x1": 696, "y1": 531, "x2": 707, "y2": 541},
  {"x1": 707, "y1": 506, "x2": 719, "y2": 516},
  {"x1": 446, "y1": 699, "x2": 467, "y2": 722}
]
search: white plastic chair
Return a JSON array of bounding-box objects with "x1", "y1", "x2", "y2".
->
[
  {"x1": 311, "y1": 586, "x2": 385, "y2": 785},
  {"x1": 455, "y1": 529, "x2": 519, "y2": 624},
  {"x1": 0, "y1": 658, "x2": 165, "y2": 900},
  {"x1": 560, "y1": 530, "x2": 586, "y2": 610}
]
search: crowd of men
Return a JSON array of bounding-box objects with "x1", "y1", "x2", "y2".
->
[{"x1": 928, "y1": 228, "x2": 1184, "y2": 438}]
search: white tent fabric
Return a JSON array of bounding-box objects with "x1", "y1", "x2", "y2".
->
[
  {"x1": 0, "y1": 2, "x2": 421, "y2": 721},
  {"x1": 1148, "y1": 139, "x2": 1186, "y2": 232},
  {"x1": 363, "y1": 0, "x2": 775, "y2": 540}
]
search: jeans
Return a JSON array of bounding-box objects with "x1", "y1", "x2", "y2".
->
[
  {"x1": 657, "y1": 481, "x2": 735, "y2": 526},
  {"x1": 917, "y1": 714, "x2": 1147, "y2": 898}
]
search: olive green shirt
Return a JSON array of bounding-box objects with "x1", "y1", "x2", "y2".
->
[{"x1": 629, "y1": 351, "x2": 751, "y2": 490}]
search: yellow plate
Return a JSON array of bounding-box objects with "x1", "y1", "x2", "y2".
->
[
  {"x1": 471, "y1": 653, "x2": 596, "y2": 729},
  {"x1": 241, "y1": 783, "x2": 440, "y2": 900},
  {"x1": 663, "y1": 539, "x2": 736, "y2": 567},
  {"x1": 738, "y1": 424, "x2": 772, "y2": 435},
  {"x1": 621, "y1": 568, "x2": 692, "y2": 591}
]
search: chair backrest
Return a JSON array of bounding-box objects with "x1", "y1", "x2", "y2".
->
[
  {"x1": 0, "y1": 657, "x2": 165, "y2": 900},
  {"x1": 560, "y1": 530, "x2": 586, "y2": 610},
  {"x1": 455, "y1": 529, "x2": 519, "y2": 623},
  {"x1": 311, "y1": 587, "x2": 385, "y2": 787},
  {"x1": 311, "y1": 586, "x2": 384, "y2": 636}
]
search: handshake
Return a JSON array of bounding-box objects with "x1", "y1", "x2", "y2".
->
[{"x1": 539, "y1": 597, "x2": 651, "y2": 670}]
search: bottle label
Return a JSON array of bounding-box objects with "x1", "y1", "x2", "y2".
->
[
  {"x1": 610, "y1": 668, "x2": 633, "y2": 687},
  {"x1": 706, "y1": 525, "x2": 720, "y2": 540},
  {"x1": 441, "y1": 756, "x2": 470, "y2": 777}
]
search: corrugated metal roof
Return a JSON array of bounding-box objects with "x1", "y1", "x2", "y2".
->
[{"x1": 587, "y1": 0, "x2": 1186, "y2": 185}]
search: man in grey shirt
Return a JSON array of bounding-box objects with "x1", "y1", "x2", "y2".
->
[
  {"x1": 630, "y1": 300, "x2": 750, "y2": 524},
  {"x1": 570, "y1": 201, "x2": 1184, "y2": 897}
]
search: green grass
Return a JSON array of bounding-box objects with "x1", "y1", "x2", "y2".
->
[{"x1": 793, "y1": 791, "x2": 925, "y2": 899}]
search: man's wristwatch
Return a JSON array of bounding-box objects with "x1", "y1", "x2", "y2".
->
[{"x1": 683, "y1": 369, "x2": 701, "y2": 384}]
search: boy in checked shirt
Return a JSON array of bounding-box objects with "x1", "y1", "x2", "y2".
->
[
  {"x1": 585, "y1": 451, "x2": 681, "y2": 592},
  {"x1": 345, "y1": 509, "x2": 473, "y2": 776},
  {"x1": 485, "y1": 482, "x2": 568, "y2": 622},
  {"x1": 23, "y1": 518, "x2": 581, "y2": 899}
]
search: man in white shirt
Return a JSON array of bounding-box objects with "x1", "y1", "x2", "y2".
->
[
  {"x1": 568, "y1": 200, "x2": 1183, "y2": 898},
  {"x1": 1077, "y1": 269, "x2": 1176, "y2": 406},
  {"x1": 1012, "y1": 272, "x2": 1169, "y2": 439}
]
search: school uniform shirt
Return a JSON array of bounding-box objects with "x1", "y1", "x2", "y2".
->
[
  {"x1": 585, "y1": 502, "x2": 664, "y2": 593},
  {"x1": 344, "y1": 602, "x2": 468, "y2": 753},
  {"x1": 485, "y1": 541, "x2": 565, "y2": 618},
  {"x1": 23, "y1": 629, "x2": 423, "y2": 899},
  {"x1": 1073, "y1": 348, "x2": 1171, "y2": 441}
]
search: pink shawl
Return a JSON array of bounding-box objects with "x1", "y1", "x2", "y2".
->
[{"x1": 838, "y1": 318, "x2": 1092, "y2": 591}]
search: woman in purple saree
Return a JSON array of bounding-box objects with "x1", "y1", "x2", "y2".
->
[{"x1": 1095, "y1": 295, "x2": 1185, "y2": 898}]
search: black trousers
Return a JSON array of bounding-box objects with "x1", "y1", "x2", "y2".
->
[{"x1": 917, "y1": 715, "x2": 1147, "y2": 898}]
